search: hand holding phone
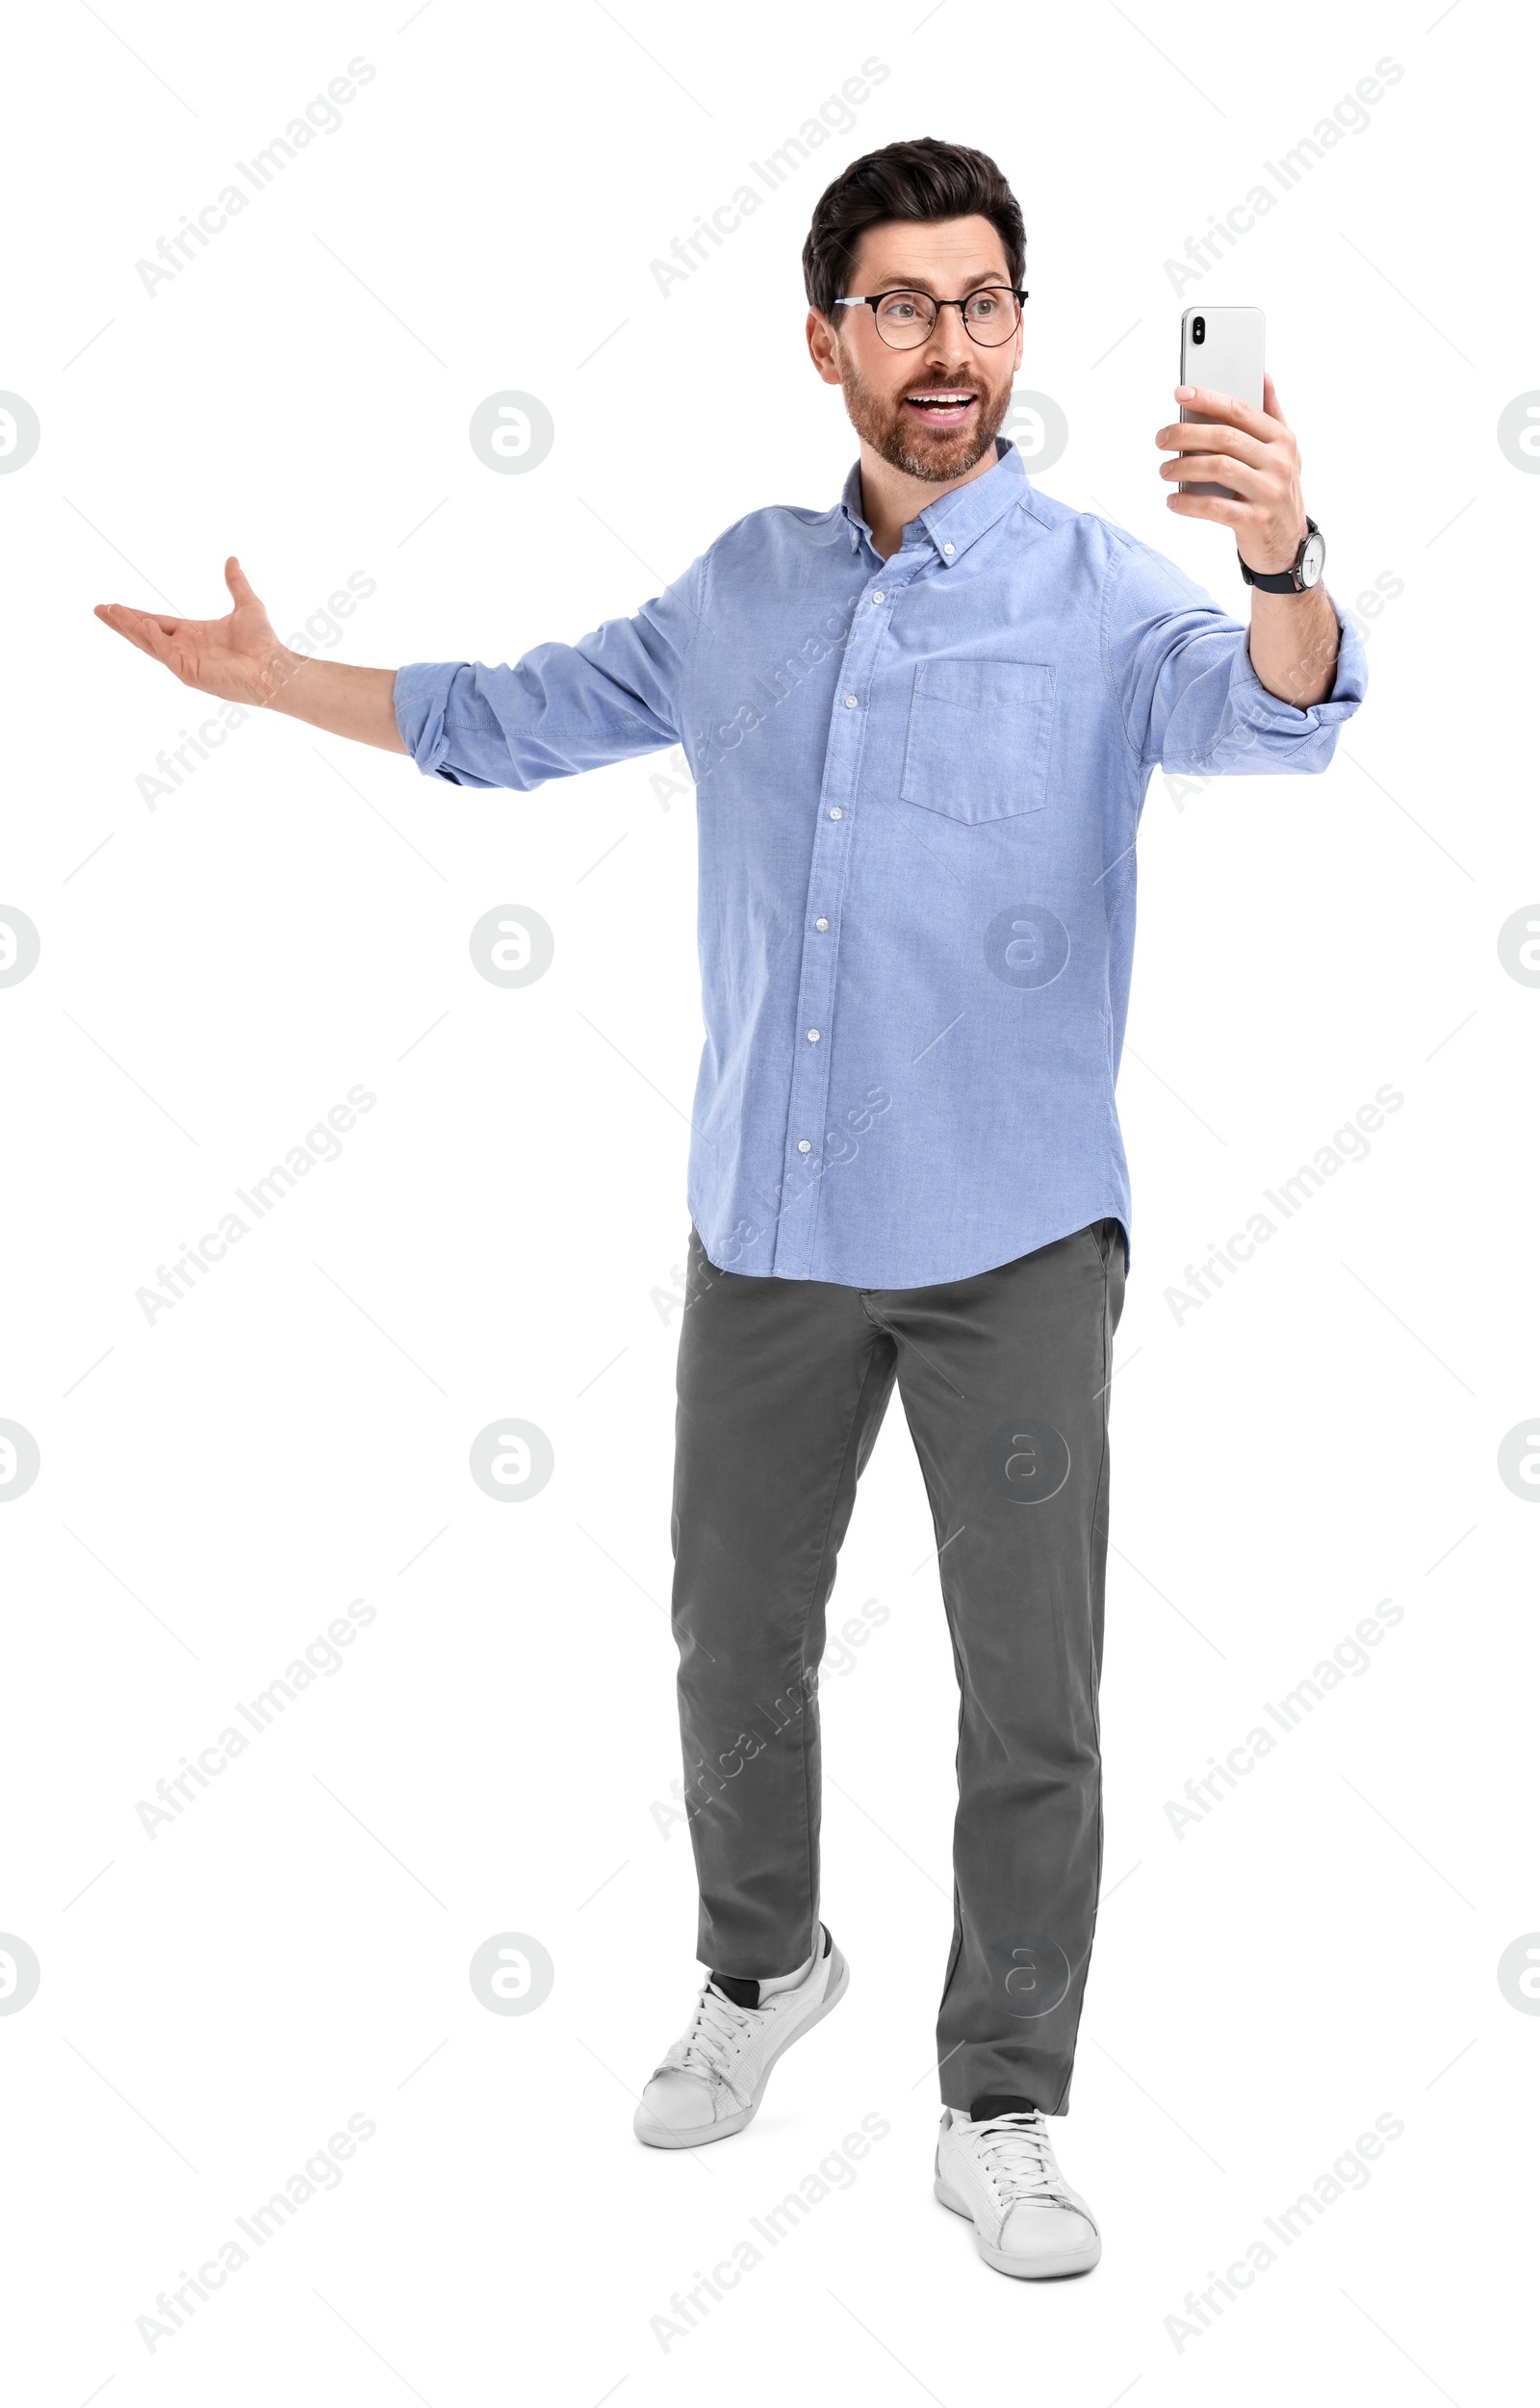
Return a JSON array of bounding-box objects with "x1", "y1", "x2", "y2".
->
[{"x1": 1157, "y1": 334, "x2": 1323, "y2": 607}]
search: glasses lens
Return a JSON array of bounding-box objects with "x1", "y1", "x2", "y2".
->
[
  {"x1": 963, "y1": 289, "x2": 1021, "y2": 346},
  {"x1": 872, "y1": 291, "x2": 935, "y2": 348}
]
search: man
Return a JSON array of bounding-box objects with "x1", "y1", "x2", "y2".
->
[{"x1": 96, "y1": 137, "x2": 1364, "y2": 2280}]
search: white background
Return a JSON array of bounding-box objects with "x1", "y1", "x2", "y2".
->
[{"x1": 2, "y1": 1, "x2": 1534, "y2": 2401}]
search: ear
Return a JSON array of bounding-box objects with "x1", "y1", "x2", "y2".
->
[{"x1": 807, "y1": 307, "x2": 844, "y2": 387}]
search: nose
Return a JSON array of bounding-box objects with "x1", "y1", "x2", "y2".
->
[{"x1": 920, "y1": 304, "x2": 975, "y2": 366}]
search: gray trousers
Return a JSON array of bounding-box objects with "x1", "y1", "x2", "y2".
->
[{"x1": 668, "y1": 1216, "x2": 1126, "y2": 2113}]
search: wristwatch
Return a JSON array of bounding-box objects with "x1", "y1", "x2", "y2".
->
[{"x1": 1239, "y1": 519, "x2": 1325, "y2": 594}]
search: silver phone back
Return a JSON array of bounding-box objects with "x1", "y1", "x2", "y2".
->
[{"x1": 1179, "y1": 305, "x2": 1265, "y2": 498}]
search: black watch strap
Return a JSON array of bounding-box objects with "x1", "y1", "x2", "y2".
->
[{"x1": 1239, "y1": 518, "x2": 1321, "y2": 594}]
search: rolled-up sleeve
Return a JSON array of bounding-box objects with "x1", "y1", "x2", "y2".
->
[
  {"x1": 393, "y1": 551, "x2": 705, "y2": 789},
  {"x1": 1103, "y1": 530, "x2": 1366, "y2": 778}
]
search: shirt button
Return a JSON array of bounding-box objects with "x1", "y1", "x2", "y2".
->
[
  {"x1": 942, "y1": 542, "x2": 955, "y2": 555},
  {"x1": 843, "y1": 693, "x2": 859, "y2": 708},
  {"x1": 797, "y1": 1139, "x2": 811, "y2": 1154},
  {"x1": 807, "y1": 1029, "x2": 821, "y2": 1043},
  {"x1": 871, "y1": 591, "x2": 885, "y2": 603},
  {"x1": 814, "y1": 916, "x2": 829, "y2": 932},
  {"x1": 828, "y1": 806, "x2": 842, "y2": 820}
]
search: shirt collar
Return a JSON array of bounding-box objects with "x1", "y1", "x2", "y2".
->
[{"x1": 837, "y1": 438, "x2": 1028, "y2": 566}]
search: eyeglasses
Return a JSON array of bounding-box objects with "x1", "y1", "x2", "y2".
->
[{"x1": 834, "y1": 286, "x2": 1028, "y2": 349}]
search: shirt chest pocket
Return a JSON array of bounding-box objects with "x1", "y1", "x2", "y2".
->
[{"x1": 899, "y1": 657, "x2": 1056, "y2": 825}]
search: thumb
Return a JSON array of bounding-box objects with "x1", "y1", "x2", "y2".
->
[
  {"x1": 1263, "y1": 373, "x2": 1288, "y2": 427},
  {"x1": 224, "y1": 554, "x2": 261, "y2": 609}
]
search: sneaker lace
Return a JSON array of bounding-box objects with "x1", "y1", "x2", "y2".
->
[
  {"x1": 973, "y1": 2111, "x2": 1063, "y2": 2206},
  {"x1": 668, "y1": 1983, "x2": 758, "y2": 2103}
]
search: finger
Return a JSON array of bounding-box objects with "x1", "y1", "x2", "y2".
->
[
  {"x1": 1173, "y1": 384, "x2": 1274, "y2": 440},
  {"x1": 1156, "y1": 422, "x2": 1271, "y2": 466},
  {"x1": 1158, "y1": 456, "x2": 1271, "y2": 501},
  {"x1": 224, "y1": 554, "x2": 259, "y2": 608},
  {"x1": 1263, "y1": 372, "x2": 1289, "y2": 428},
  {"x1": 1165, "y1": 492, "x2": 1247, "y2": 529},
  {"x1": 93, "y1": 604, "x2": 153, "y2": 654},
  {"x1": 96, "y1": 603, "x2": 182, "y2": 636},
  {"x1": 94, "y1": 603, "x2": 180, "y2": 660}
]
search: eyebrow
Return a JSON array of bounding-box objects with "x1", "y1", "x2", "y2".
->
[{"x1": 864, "y1": 271, "x2": 1013, "y2": 295}]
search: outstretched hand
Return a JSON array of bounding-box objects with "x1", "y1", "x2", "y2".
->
[{"x1": 94, "y1": 557, "x2": 295, "y2": 707}]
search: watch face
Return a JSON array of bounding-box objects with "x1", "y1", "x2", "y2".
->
[{"x1": 1298, "y1": 529, "x2": 1326, "y2": 588}]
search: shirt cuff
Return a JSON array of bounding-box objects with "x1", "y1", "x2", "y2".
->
[
  {"x1": 393, "y1": 660, "x2": 463, "y2": 778},
  {"x1": 1226, "y1": 595, "x2": 1368, "y2": 732}
]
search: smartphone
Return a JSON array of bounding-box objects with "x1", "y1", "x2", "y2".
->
[{"x1": 1178, "y1": 305, "x2": 1265, "y2": 498}]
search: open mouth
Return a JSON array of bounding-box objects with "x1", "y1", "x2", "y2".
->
[{"x1": 902, "y1": 388, "x2": 980, "y2": 426}]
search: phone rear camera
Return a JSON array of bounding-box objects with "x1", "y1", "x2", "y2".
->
[{"x1": 1192, "y1": 316, "x2": 1205, "y2": 344}]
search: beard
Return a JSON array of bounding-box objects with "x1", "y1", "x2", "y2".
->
[{"x1": 839, "y1": 356, "x2": 1014, "y2": 483}]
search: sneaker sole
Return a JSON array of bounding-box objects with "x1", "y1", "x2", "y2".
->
[
  {"x1": 934, "y1": 2173, "x2": 1102, "y2": 2278},
  {"x1": 634, "y1": 1942, "x2": 850, "y2": 2150}
]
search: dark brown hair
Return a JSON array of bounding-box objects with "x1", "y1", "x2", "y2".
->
[{"x1": 802, "y1": 137, "x2": 1025, "y2": 319}]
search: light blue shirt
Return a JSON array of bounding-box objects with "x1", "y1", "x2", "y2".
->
[{"x1": 394, "y1": 440, "x2": 1366, "y2": 1288}]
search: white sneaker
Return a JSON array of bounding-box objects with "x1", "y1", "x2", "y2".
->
[
  {"x1": 935, "y1": 2107, "x2": 1102, "y2": 2277},
  {"x1": 633, "y1": 1925, "x2": 848, "y2": 2149}
]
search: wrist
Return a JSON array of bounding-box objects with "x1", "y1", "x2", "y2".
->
[
  {"x1": 260, "y1": 645, "x2": 312, "y2": 712},
  {"x1": 1240, "y1": 518, "x2": 1324, "y2": 595},
  {"x1": 1245, "y1": 520, "x2": 1309, "y2": 575}
]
